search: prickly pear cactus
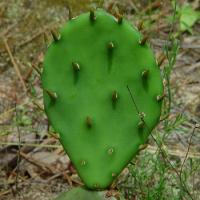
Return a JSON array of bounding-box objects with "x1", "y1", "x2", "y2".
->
[{"x1": 42, "y1": 9, "x2": 163, "y2": 189}]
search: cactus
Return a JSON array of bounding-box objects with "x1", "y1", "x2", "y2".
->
[
  {"x1": 42, "y1": 9, "x2": 163, "y2": 190},
  {"x1": 55, "y1": 187, "x2": 120, "y2": 200}
]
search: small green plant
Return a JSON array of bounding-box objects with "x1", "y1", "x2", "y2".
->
[
  {"x1": 178, "y1": 3, "x2": 200, "y2": 33},
  {"x1": 169, "y1": 1, "x2": 200, "y2": 34}
]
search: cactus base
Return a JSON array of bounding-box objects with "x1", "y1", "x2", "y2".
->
[{"x1": 55, "y1": 187, "x2": 120, "y2": 200}]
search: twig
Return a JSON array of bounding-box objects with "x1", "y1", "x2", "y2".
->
[
  {"x1": 19, "y1": 151, "x2": 54, "y2": 173},
  {"x1": 180, "y1": 124, "x2": 198, "y2": 178},
  {"x1": 0, "y1": 22, "x2": 18, "y2": 38},
  {"x1": 24, "y1": 67, "x2": 33, "y2": 82},
  {"x1": 0, "y1": 142, "x2": 62, "y2": 149},
  {"x1": 47, "y1": 170, "x2": 82, "y2": 186},
  {"x1": 15, "y1": 104, "x2": 22, "y2": 199},
  {"x1": 143, "y1": 0, "x2": 163, "y2": 13},
  {"x1": 48, "y1": 131, "x2": 60, "y2": 140},
  {"x1": 159, "y1": 113, "x2": 170, "y2": 122},
  {"x1": 31, "y1": 63, "x2": 42, "y2": 76},
  {"x1": 146, "y1": 145, "x2": 200, "y2": 159},
  {"x1": 70, "y1": 177, "x2": 83, "y2": 186},
  {"x1": 32, "y1": 101, "x2": 44, "y2": 111},
  {"x1": 0, "y1": 189, "x2": 11, "y2": 197},
  {"x1": 3, "y1": 39, "x2": 27, "y2": 93},
  {"x1": 62, "y1": 171, "x2": 73, "y2": 186},
  {"x1": 17, "y1": 23, "x2": 58, "y2": 48}
]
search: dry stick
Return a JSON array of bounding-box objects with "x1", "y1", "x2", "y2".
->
[
  {"x1": 146, "y1": 145, "x2": 200, "y2": 159},
  {"x1": 16, "y1": 59, "x2": 34, "y2": 82},
  {"x1": 19, "y1": 151, "x2": 54, "y2": 174},
  {"x1": 15, "y1": 104, "x2": 22, "y2": 199},
  {"x1": 107, "y1": 2, "x2": 115, "y2": 13},
  {"x1": 0, "y1": 99, "x2": 40, "y2": 120},
  {"x1": 0, "y1": 142, "x2": 62, "y2": 149},
  {"x1": 48, "y1": 131, "x2": 60, "y2": 140},
  {"x1": 24, "y1": 67, "x2": 33, "y2": 82},
  {"x1": 0, "y1": 22, "x2": 18, "y2": 38},
  {"x1": 46, "y1": 172, "x2": 63, "y2": 182},
  {"x1": 0, "y1": 189, "x2": 12, "y2": 197},
  {"x1": 180, "y1": 125, "x2": 198, "y2": 179},
  {"x1": 32, "y1": 101, "x2": 44, "y2": 111},
  {"x1": 49, "y1": 171, "x2": 82, "y2": 186},
  {"x1": 126, "y1": 85, "x2": 194, "y2": 200},
  {"x1": 62, "y1": 171, "x2": 73, "y2": 186},
  {"x1": 17, "y1": 23, "x2": 58, "y2": 48},
  {"x1": 3, "y1": 39, "x2": 27, "y2": 93},
  {"x1": 159, "y1": 113, "x2": 170, "y2": 122},
  {"x1": 143, "y1": 0, "x2": 163, "y2": 13},
  {"x1": 31, "y1": 63, "x2": 42, "y2": 75},
  {"x1": 70, "y1": 177, "x2": 83, "y2": 186}
]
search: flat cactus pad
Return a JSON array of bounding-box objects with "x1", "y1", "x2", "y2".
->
[{"x1": 42, "y1": 9, "x2": 163, "y2": 189}]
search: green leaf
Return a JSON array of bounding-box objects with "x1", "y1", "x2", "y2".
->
[{"x1": 180, "y1": 4, "x2": 200, "y2": 33}]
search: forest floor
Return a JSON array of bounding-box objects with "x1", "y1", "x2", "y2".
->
[{"x1": 0, "y1": 0, "x2": 200, "y2": 200}]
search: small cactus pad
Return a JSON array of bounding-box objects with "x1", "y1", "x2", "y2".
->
[
  {"x1": 42, "y1": 9, "x2": 163, "y2": 189},
  {"x1": 55, "y1": 187, "x2": 119, "y2": 200}
]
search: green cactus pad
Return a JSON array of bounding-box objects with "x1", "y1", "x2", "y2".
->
[{"x1": 42, "y1": 9, "x2": 163, "y2": 189}]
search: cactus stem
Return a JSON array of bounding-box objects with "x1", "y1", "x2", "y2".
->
[
  {"x1": 108, "y1": 42, "x2": 115, "y2": 51},
  {"x1": 86, "y1": 116, "x2": 92, "y2": 128},
  {"x1": 142, "y1": 69, "x2": 149, "y2": 79},
  {"x1": 51, "y1": 30, "x2": 60, "y2": 42},
  {"x1": 81, "y1": 160, "x2": 86, "y2": 166},
  {"x1": 90, "y1": 9, "x2": 96, "y2": 21},
  {"x1": 139, "y1": 35, "x2": 148, "y2": 45},
  {"x1": 72, "y1": 62, "x2": 80, "y2": 72},
  {"x1": 44, "y1": 89, "x2": 57, "y2": 100},
  {"x1": 157, "y1": 53, "x2": 166, "y2": 67},
  {"x1": 112, "y1": 90, "x2": 118, "y2": 103},
  {"x1": 108, "y1": 148, "x2": 114, "y2": 155},
  {"x1": 156, "y1": 94, "x2": 165, "y2": 102}
]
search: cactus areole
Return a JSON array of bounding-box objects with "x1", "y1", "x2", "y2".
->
[{"x1": 42, "y1": 9, "x2": 163, "y2": 189}]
